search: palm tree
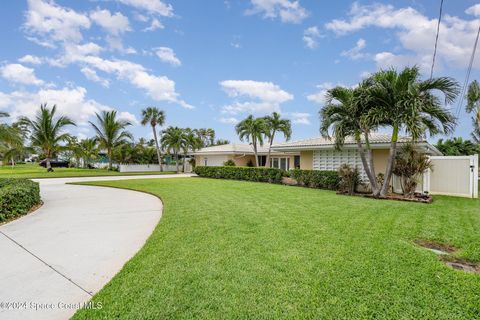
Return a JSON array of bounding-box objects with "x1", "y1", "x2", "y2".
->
[
  {"x1": 466, "y1": 80, "x2": 480, "y2": 141},
  {"x1": 161, "y1": 126, "x2": 185, "y2": 173},
  {"x1": 181, "y1": 128, "x2": 202, "y2": 172},
  {"x1": 368, "y1": 66, "x2": 458, "y2": 196},
  {"x1": 320, "y1": 81, "x2": 381, "y2": 194},
  {"x1": 264, "y1": 112, "x2": 291, "y2": 168},
  {"x1": 194, "y1": 128, "x2": 216, "y2": 147},
  {"x1": 18, "y1": 104, "x2": 76, "y2": 171},
  {"x1": 90, "y1": 110, "x2": 132, "y2": 170},
  {"x1": 79, "y1": 138, "x2": 98, "y2": 168},
  {"x1": 141, "y1": 107, "x2": 165, "y2": 171},
  {"x1": 235, "y1": 115, "x2": 266, "y2": 167},
  {"x1": 213, "y1": 139, "x2": 230, "y2": 146}
]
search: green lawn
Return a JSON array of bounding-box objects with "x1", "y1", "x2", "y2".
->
[
  {"x1": 73, "y1": 178, "x2": 480, "y2": 319},
  {"x1": 0, "y1": 163, "x2": 175, "y2": 179}
]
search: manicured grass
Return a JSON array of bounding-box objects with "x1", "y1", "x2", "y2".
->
[
  {"x1": 0, "y1": 163, "x2": 175, "y2": 179},
  {"x1": 73, "y1": 178, "x2": 480, "y2": 319}
]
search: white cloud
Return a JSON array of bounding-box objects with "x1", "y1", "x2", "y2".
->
[
  {"x1": 118, "y1": 111, "x2": 138, "y2": 124},
  {"x1": 90, "y1": 8, "x2": 131, "y2": 36},
  {"x1": 287, "y1": 112, "x2": 310, "y2": 125},
  {"x1": 117, "y1": 0, "x2": 174, "y2": 17},
  {"x1": 326, "y1": 2, "x2": 480, "y2": 70},
  {"x1": 23, "y1": 0, "x2": 91, "y2": 44},
  {"x1": 219, "y1": 117, "x2": 239, "y2": 124},
  {"x1": 246, "y1": 0, "x2": 308, "y2": 24},
  {"x1": 341, "y1": 38, "x2": 366, "y2": 60},
  {"x1": 303, "y1": 26, "x2": 321, "y2": 49},
  {"x1": 143, "y1": 18, "x2": 164, "y2": 32},
  {"x1": 0, "y1": 86, "x2": 106, "y2": 126},
  {"x1": 80, "y1": 67, "x2": 110, "y2": 87},
  {"x1": 466, "y1": 4, "x2": 480, "y2": 17},
  {"x1": 18, "y1": 55, "x2": 42, "y2": 65},
  {"x1": 154, "y1": 47, "x2": 181, "y2": 66},
  {"x1": 0, "y1": 63, "x2": 44, "y2": 86},
  {"x1": 306, "y1": 82, "x2": 334, "y2": 104},
  {"x1": 220, "y1": 80, "x2": 293, "y2": 115}
]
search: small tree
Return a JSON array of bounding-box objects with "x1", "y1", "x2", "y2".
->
[
  {"x1": 19, "y1": 104, "x2": 76, "y2": 172},
  {"x1": 338, "y1": 164, "x2": 361, "y2": 195},
  {"x1": 236, "y1": 115, "x2": 265, "y2": 167},
  {"x1": 393, "y1": 143, "x2": 433, "y2": 198},
  {"x1": 263, "y1": 112, "x2": 291, "y2": 168}
]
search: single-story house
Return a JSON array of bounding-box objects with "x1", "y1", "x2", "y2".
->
[
  {"x1": 272, "y1": 133, "x2": 441, "y2": 180},
  {"x1": 193, "y1": 144, "x2": 300, "y2": 170}
]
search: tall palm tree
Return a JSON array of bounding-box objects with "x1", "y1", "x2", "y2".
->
[
  {"x1": 368, "y1": 66, "x2": 458, "y2": 196},
  {"x1": 194, "y1": 128, "x2": 216, "y2": 147},
  {"x1": 181, "y1": 128, "x2": 202, "y2": 172},
  {"x1": 141, "y1": 107, "x2": 165, "y2": 171},
  {"x1": 89, "y1": 110, "x2": 132, "y2": 170},
  {"x1": 161, "y1": 126, "x2": 185, "y2": 173},
  {"x1": 320, "y1": 81, "x2": 380, "y2": 193},
  {"x1": 466, "y1": 80, "x2": 480, "y2": 141},
  {"x1": 264, "y1": 112, "x2": 291, "y2": 168},
  {"x1": 236, "y1": 115, "x2": 266, "y2": 167},
  {"x1": 18, "y1": 104, "x2": 76, "y2": 171}
]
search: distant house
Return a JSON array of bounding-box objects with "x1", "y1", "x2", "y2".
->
[
  {"x1": 272, "y1": 133, "x2": 441, "y2": 179},
  {"x1": 193, "y1": 133, "x2": 441, "y2": 178},
  {"x1": 192, "y1": 144, "x2": 300, "y2": 170}
]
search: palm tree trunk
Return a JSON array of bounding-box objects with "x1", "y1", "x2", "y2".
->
[
  {"x1": 183, "y1": 151, "x2": 187, "y2": 172},
  {"x1": 265, "y1": 133, "x2": 275, "y2": 168},
  {"x1": 108, "y1": 149, "x2": 112, "y2": 170},
  {"x1": 380, "y1": 126, "x2": 399, "y2": 197},
  {"x1": 175, "y1": 152, "x2": 179, "y2": 173},
  {"x1": 355, "y1": 137, "x2": 378, "y2": 194},
  {"x1": 152, "y1": 126, "x2": 163, "y2": 171},
  {"x1": 253, "y1": 138, "x2": 259, "y2": 167},
  {"x1": 46, "y1": 157, "x2": 53, "y2": 172}
]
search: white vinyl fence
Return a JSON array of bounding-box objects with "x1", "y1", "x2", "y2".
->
[
  {"x1": 118, "y1": 163, "x2": 192, "y2": 173},
  {"x1": 393, "y1": 154, "x2": 478, "y2": 198}
]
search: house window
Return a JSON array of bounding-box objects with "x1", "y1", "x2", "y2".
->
[
  {"x1": 294, "y1": 155, "x2": 300, "y2": 169},
  {"x1": 257, "y1": 155, "x2": 267, "y2": 166},
  {"x1": 204, "y1": 157, "x2": 208, "y2": 166},
  {"x1": 271, "y1": 157, "x2": 289, "y2": 170}
]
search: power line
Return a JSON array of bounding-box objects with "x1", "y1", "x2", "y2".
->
[
  {"x1": 430, "y1": 0, "x2": 444, "y2": 79},
  {"x1": 456, "y1": 23, "x2": 480, "y2": 120}
]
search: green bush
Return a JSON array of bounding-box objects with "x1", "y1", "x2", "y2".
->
[
  {"x1": 223, "y1": 159, "x2": 236, "y2": 166},
  {"x1": 289, "y1": 169, "x2": 340, "y2": 190},
  {"x1": 0, "y1": 179, "x2": 41, "y2": 222},
  {"x1": 194, "y1": 166, "x2": 285, "y2": 183}
]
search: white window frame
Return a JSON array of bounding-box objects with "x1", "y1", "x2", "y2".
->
[{"x1": 270, "y1": 157, "x2": 290, "y2": 170}]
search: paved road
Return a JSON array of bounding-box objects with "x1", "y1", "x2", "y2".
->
[{"x1": 0, "y1": 174, "x2": 193, "y2": 320}]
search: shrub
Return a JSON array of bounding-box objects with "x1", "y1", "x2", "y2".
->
[
  {"x1": 194, "y1": 166, "x2": 285, "y2": 183},
  {"x1": 223, "y1": 159, "x2": 236, "y2": 166},
  {"x1": 289, "y1": 169, "x2": 339, "y2": 190},
  {"x1": 0, "y1": 179, "x2": 41, "y2": 222},
  {"x1": 338, "y1": 164, "x2": 361, "y2": 195}
]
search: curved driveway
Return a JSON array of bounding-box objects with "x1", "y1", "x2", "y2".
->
[{"x1": 0, "y1": 174, "x2": 192, "y2": 320}]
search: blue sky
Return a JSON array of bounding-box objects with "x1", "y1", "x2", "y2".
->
[{"x1": 0, "y1": 0, "x2": 479, "y2": 144}]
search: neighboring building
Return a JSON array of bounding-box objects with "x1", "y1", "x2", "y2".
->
[
  {"x1": 272, "y1": 133, "x2": 441, "y2": 180},
  {"x1": 192, "y1": 133, "x2": 441, "y2": 179},
  {"x1": 192, "y1": 144, "x2": 300, "y2": 170}
]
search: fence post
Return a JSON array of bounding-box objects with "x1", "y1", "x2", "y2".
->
[{"x1": 471, "y1": 154, "x2": 479, "y2": 199}]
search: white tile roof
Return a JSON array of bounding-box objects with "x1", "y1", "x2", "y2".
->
[
  {"x1": 192, "y1": 143, "x2": 271, "y2": 155},
  {"x1": 272, "y1": 133, "x2": 416, "y2": 149}
]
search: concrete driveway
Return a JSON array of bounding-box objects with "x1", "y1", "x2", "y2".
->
[{"x1": 0, "y1": 174, "x2": 192, "y2": 320}]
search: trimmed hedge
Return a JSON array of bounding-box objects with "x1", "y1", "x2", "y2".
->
[
  {"x1": 194, "y1": 166, "x2": 285, "y2": 184},
  {"x1": 0, "y1": 179, "x2": 41, "y2": 222},
  {"x1": 289, "y1": 169, "x2": 340, "y2": 190}
]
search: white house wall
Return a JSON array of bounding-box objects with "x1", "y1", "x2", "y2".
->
[{"x1": 313, "y1": 149, "x2": 367, "y2": 180}]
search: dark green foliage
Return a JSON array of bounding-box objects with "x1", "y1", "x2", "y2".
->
[
  {"x1": 223, "y1": 159, "x2": 236, "y2": 166},
  {"x1": 0, "y1": 178, "x2": 41, "y2": 221},
  {"x1": 194, "y1": 166, "x2": 285, "y2": 183},
  {"x1": 290, "y1": 169, "x2": 340, "y2": 190}
]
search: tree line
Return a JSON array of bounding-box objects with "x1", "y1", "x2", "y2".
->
[{"x1": 0, "y1": 105, "x2": 229, "y2": 172}]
